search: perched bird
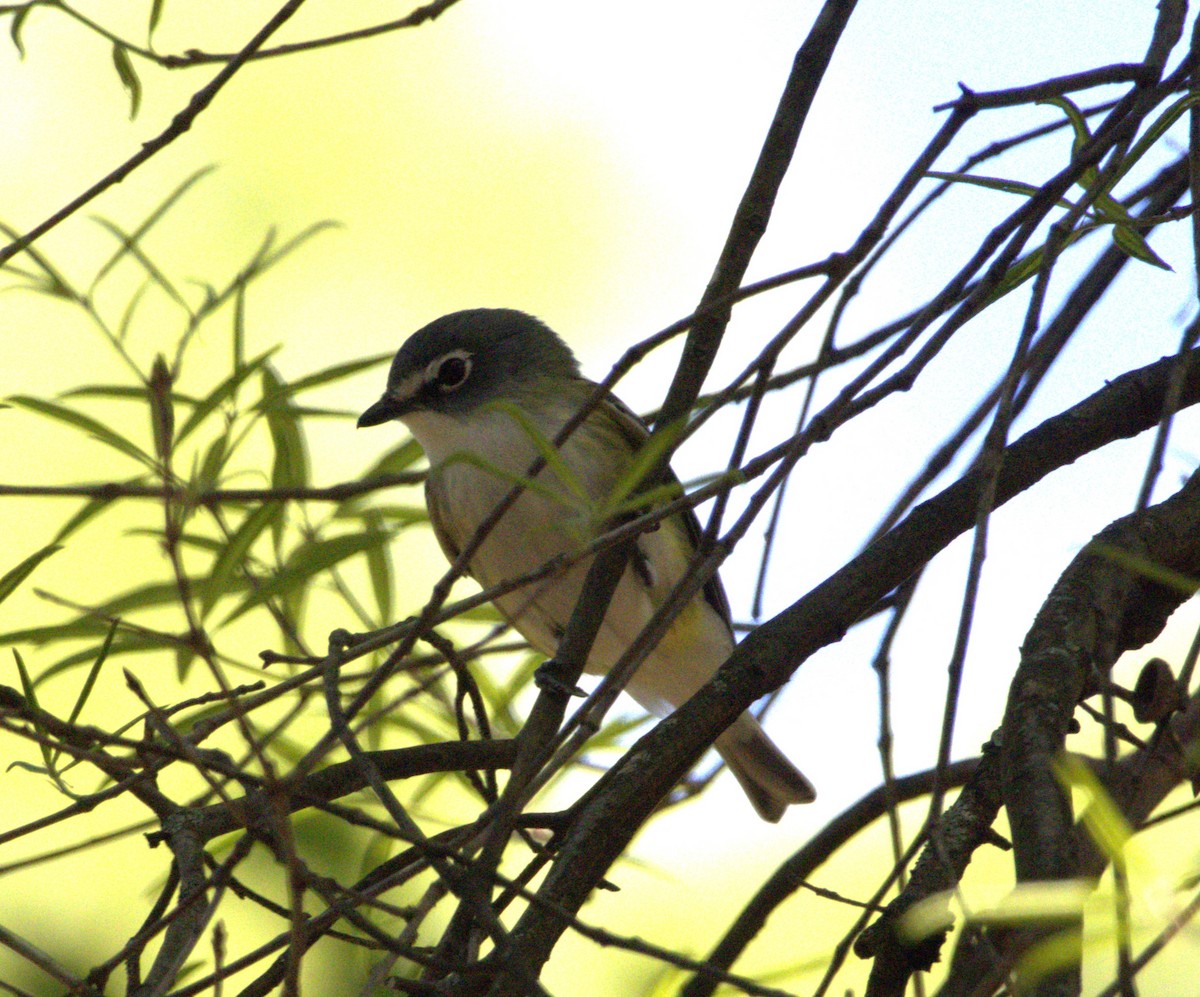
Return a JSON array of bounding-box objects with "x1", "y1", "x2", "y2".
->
[{"x1": 358, "y1": 308, "x2": 814, "y2": 820}]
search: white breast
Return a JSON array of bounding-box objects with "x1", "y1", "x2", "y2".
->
[{"x1": 402, "y1": 398, "x2": 734, "y2": 719}]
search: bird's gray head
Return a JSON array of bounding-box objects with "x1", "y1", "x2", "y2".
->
[{"x1": 357, "y1": 309, "x2": 581, "y2": 427}]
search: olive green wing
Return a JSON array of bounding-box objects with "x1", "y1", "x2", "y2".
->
[{"x1": 586, "y1": 380, "x2": 735, "y2": 635}]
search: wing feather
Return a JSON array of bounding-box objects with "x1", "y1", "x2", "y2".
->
[{"x1": 585, "y1": 382, "x2": 735, "y2": 635}]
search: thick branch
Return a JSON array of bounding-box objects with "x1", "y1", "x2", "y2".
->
[{"x1": 498, "y1": 342, "x2": 1200, "y2": 987}]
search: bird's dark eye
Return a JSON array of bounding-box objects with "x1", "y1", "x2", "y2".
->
[{"x1": 433, "y1": 354, "x2": 470, "y2": 391}]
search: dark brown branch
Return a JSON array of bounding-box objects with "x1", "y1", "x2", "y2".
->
[
  {"x1": 1000, "y1": 464, "x2": 1200, "y2": 995},
  {"x1": 158, "y1": 0, "x2": 464, "y2": 67},
  {"x1": 0, "y1": 472, "x2": 423, "y2": 505},
  {"x1": 187, "y1": 738, "x2": 517, "y2": 843},
  {"x1": 933, "y1": 688, "x2": 1200, "y2": 997},
  {"x1": 681, "y1": 760, "x2": 978, "y2": 997},
  {"x1": 497, "y1": 340, "x2": 1200, "y2": 989},
  {"x1": 932, "y1": 64, "x2": 1151, "y2": 112},
  {"x1": 855, "y1": 742, "x2": 1006, "y2": 997},
  {"x1": 658, "y1": 0, "x2": 860, "y2": 426}
]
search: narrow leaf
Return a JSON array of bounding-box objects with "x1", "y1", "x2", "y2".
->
[
  {"x1": 1054, "y1": 755, "x2": 1132, "y2": 859},
  {"x1": 62, "y1": 384, "x2": 201, "y2": 406},
  {"x1": 8, "y1": 396, "x2": 155, "y2": 469},
  {"x1": 90, "y1": 216, "x2": 187, "y2": 308},
  {"x1": 92, "y1": 578, "x2": 231, "y2": 617},
  {"x1": 1039, "y1": 95, "x2": 1091, "y2": 155},
  {"x1": 362, "y1": 511, "x2": 394, "y2": 623},
  {"x1": 149, "y1": 354, "x2": 174, "y2": 462},
  {"x1": 147, "y1": 0, "x2": 165, "y2": 38},
  {"x1": 174, "y1": 347, "x2": 278, "y2": 445},
  {"x1": 201, "y1": 503, "x2": 283, "y2": 619},
  {"x1": 0, "y1": 618, "x2": 116, "y2": 647},
  {"x1": 261, "y1": 366, "x2": 310, "y2": 492},
  {"x1": 9, "y1": 4, "x2": 29, "y2": 57},
  {"x1": 263, "y1": 352, "x2": 392, "y2": 400},
  {"x1": 194, "y1": 433, "x2": 229, "y2": 494},
  {"x1": 1121, "y1": 93, "x2": 1200, "y2": 183},
  {"x1": 111, "y1": 44, "x2": 142, "y2": 119},
  {"x1": 91, "y1": 166, "x2": 216, "y2": 293},
  {"x1": 489, "y1": 400, "x2": 588, "y2": 501},
  {"x1": 361, "y1": 438, "x2": 425, "y2": 479},
  {"x1": 1112, "y1": 223, "x2": 1172, "y2": 271},
  {"x1": 601, "y1": 420, "x2": 682, "y2": 517},
  {"x1": 0, "y1": 545, "x2": 61, "y2": 607},
  {"x1": 232, "y1": 279, "x2": 246, "y2": 373},
  {"x1": 34, "y1": 635, "x2": 167, "y2": 686},
  {"x1": 63, "y1": 620, "x2": 118, "y2": 727},
  {"x1": 926, "y1": 170, "x2": 1050, "y2": 199},
  {"x1": 13, "y1": 648, "x2": 55, "y2": 773},
  {"x1": 52, "y1": 496, "x2": 115, "y2": 545},
  {"x1": 221, "y1": 532, "x2": 389, "y2": 626}
]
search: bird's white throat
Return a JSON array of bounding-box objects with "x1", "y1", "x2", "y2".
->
[{"x1": 401, "y1": 399, "x2": 575, "y2": 473}]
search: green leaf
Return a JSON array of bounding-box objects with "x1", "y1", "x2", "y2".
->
[
  {"x1": 147, "y1": 0, "x2": 165, "y2": 39},
  {"x1": 90, "y1": 216, "x2": 187, "y2": 309},
  {"x1": 1054, "y1": 755, "x2": 1132, "y2": 861},
  {"x1": 174, "y1": 347, "x2": 278, "y2": 445},
  {"x1": 986, "y1": 224, "x2": 1089, "y2": 304},
  {"x1": 0, "y1": 545, "x2": 61, "y2": 607},
  {"x1": 1111, "y1": 223, "x2": 1172, "y2": 271},
  {"x1": 0, "y1": 618, "x2": 116, "y2": 647},
  {"x1": 62, "y1": 385, "x2": 201, "y2": 406},
  {"x1": 361, "y1": 510, "x2": 394, "y2": 624},
  {"x1": 91, "y1": 167, "x2": 216, "y2": 295},
  {"x1": 52, "y1": 496, "x2": 115, "y2": 545},
  {"x1": 1090, "y1": 543, "x2": 1198, "y2": 594},
  {"x1": 201, "y1": 503, "x2": 283, "y2": 619},
  {"x1": 926, "y1": 170, "x2": 1051, "y2": 200},
  {"x1": 8, "y1": 396, "x2": 156, "y2": 470},
  {"x1": 1039, "y1": 95, "x2": 1091, "y2": 154},
  {"x1": 12, "y1": 648, "x2": 56, "y2": 775},
  {"x1": 1039, "y1": 95, "x2": 1100, "y2": 189},
  {"x1": 232, "y1": 280, "x2": 246, "y2": 373},
  {"x1": 0, "y1": 219, "x2": 78, "y2": 301},
  {"x1": 91, "y1": 577, "x2": 226, "y2": 617},
  {"x1": 281, "y1": 405, "x2": 356, "y2": 419},
  {"x1": 7, "y1": 760, "x2": 54, "y2": 776},
  {"x1": 361, "y1": 438, "x2": 425, "y2": 479},
  {"x1": 455, "y1": 602, "x2": 508, "y2": 624},
  {"x1": 8, "y1": 4, "x2": 30, "y2": 58},
  {"x1": 221, "y1": 532, "x2": 390, "y2": 626},
  {"x1": 115, "y1": 278, "x2": 151, "y2": 341},
  {"x1": 491, "y1": 400, "x2": 589, "y2": 502},
  {"x1": 175, "y1": 644, "x2": 197, "y2": 682},
  {"x1": 63, "y1": 620, "x2": 117, "y2": 728},
  {"x1": 1121, "y1": 93, "x2": 1200, "y2": 184},
  {"x1": 263, "y1": 352, "x2": 392, "y2": 400},
  {"x1": 600, "y1": 420, "x2": 682, "y2": 520},
  {"x1": 148, "y1": 354, "x2": 174, "y2": 462},
  {"x1": 261, "y1": 366, "x2": 310, "y2": 492},
  {"x1": 194, "y1": 433, "x2": 229, "y2": 494},
  {"x1": 34, "y1": 634, "x2": 168, "y2": 686},
  {"x1": 111, "y1": 43, "x2": 142, "y2": 119},
  {"x1": 336, "y1": 504, "x2": 428, "y2": 529}
]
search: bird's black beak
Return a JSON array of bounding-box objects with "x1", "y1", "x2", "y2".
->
[{"x1": 357, "y1": 394, "x2": 407, "y2": 428}]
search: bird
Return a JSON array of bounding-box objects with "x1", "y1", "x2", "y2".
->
[{"x1": 357, "y1": 308, "x2": 814, "y2": 821}]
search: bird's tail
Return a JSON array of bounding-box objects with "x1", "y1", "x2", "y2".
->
[{"x1": 716, "y1": 713, "x2": 815, "y2": 822}]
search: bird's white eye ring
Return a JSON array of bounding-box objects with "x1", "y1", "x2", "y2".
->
[{"x1": 428, "y1": 351, "x2": 471, "y2": 392}]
